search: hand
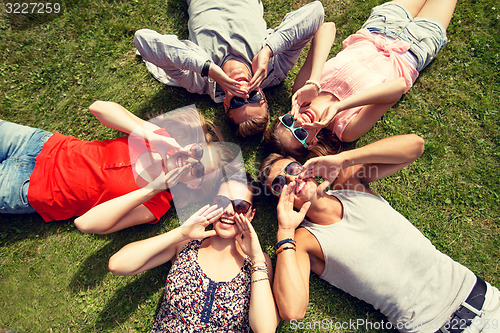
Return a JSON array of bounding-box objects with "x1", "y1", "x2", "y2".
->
[
  {"x1": 291, "y1": 84, "x2": 319, "y2": 112},
  {"x1": 300, "y1": 155, "x2": 345, "y2": 194},
  {"x1": 277, "y1": 182, "x2": 311, "y2": 231},
  {"x1": 248, "y1": 45, "x2": 273, "y2": 92},
  {"x1": 208, "y1": 63, "x2": 249, "y2": 98},
  {"x1": 301, "y1": 103, "x2": 339, "y2": 131},
  {"x1": 181, "y1": 204, "x2": 223, "y2": 240},
  {"x1": 234, "y1": 213, "x2": 265, "y2": 261},
  {"x1": 145, "y1": 164, "x2": 191, "y2": 190},
  {"x1": 147, "y1": 131, "x2": 187, "y2": 156}
]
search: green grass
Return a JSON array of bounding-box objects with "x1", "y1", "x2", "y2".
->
[{"x1": 1, "y1": 0, "x2": 499, "y2": 332}]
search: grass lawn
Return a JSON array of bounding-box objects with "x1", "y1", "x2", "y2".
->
[{"x1": 0, "y1": 0, "x2": 498, "y2": 332}]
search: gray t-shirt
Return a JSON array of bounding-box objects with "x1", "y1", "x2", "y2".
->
[{"x1": 300, "y1": 189, "x2": 475, "y2": 333}]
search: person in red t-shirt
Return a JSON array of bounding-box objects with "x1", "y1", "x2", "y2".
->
[{"x1": 0, "y1": 101, "x2": 236, "y2": 234}]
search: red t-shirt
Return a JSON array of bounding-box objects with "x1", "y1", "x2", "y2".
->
[{"x1": 28, "y1": 130, "x2": 173, "y2": 222}]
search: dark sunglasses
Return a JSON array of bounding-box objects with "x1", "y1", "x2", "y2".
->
[
  {"x1": 227, "y1": 90, "x2": 265, "y2": 112},
  {"x1": 186, "y1": 144, "x2": 204, "y2": 178},
  {"x1": 271, "y1": 161, "x2": 303, "y2": 195},
  {"x1": 279, "y1": 113, "x2": 309, "y2": 148},
  {"x1": 214, "y1": 195, "x2": 252, "y2": 214},
  {"x1": 190, "y1": 144, "x2": 204, "y2": 160}
]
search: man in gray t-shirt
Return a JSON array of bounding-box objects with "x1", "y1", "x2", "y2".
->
[{"x1": 134, "y1": 0, "x2": 324, "y2": 137}]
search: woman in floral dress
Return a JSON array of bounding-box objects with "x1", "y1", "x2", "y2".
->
[{"x1": 108, "y1": 173, "x2": 279, "y2": 332}]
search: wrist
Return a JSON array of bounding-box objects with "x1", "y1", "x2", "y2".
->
[
  {"x1": 337, "y1": 151, "x2": 353, "y2": 169},
  {"x1": 263, "y1": 44, "x2": 274, "y2": 58},
  {"x1": 277, "y1": 228, "x2": 295, "y2": 241},
  {"x1": 201, "y1": 60, "x2": 212, "y2": 77},
  {"x1": 305, "y1": 79, "x2": 321, "y2": 93},
  {"x1": 249, "y1": 252, "x2": 266, "y2": 263}
]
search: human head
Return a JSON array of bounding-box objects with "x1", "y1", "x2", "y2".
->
[
  {"x1": 265, "y1": 117, "x2": 342, "y2": 162},
  {"x1": 212, "y1": 172, "x2": 260, "y2": 238},
  {"x1": 222, "y1": 60, "x2": 269, "y2": 137},
  {"x1": 259, "y1": 153, "x2": 318, "y2": 208},
  {"x1": 148, "y1": 106, "x2": 224, "y2": 145}
]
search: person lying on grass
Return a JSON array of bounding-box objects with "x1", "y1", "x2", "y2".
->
[
  {"x1": 265, "y1": 0, "x2": 458, "y2": 161},
  {"x1": 259, "y1": 134, "x2": 500, "y2": 333},
  {"x1": 109, "y1": 173, "x2": 280, "y2": 332},
  {"x1": 0, "y1": 102, "x2": 236, "y2": 234},
  {"x1": 134, "y1": 0, "x2": 324, "y2": 137}
]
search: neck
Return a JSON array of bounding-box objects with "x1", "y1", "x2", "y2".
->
[
  {"x1": 206, "y1": 235, "x2": 239, "y2": 255},
  {"x1": 222, "y1": 59, "x2": 251, "y2": 79},
  {"x1": 303, "y1": 194, "x2": 341, "y2": 225}
]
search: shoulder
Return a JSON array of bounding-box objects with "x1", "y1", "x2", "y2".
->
[{"x1": 295, "y1": 227, "x2": 320, "y2": 253}]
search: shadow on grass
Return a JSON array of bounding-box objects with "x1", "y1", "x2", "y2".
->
[
  {"x1": 0, "y1": 213, "x2": 73, "y2": 247},
  {"x1": 94, "y1": 264, "x2": 170, "y2": 331}
]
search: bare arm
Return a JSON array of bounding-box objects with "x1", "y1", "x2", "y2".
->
[
  {"x1": 300, "y1": 78, "x2": 407, "y2": 131},
  {"x1": 233, "y1": 214, "x2": 280, "y2": 332},
  {"x1": 293, "y1": 22, "x2": 336, "y2": 92},
  {"x1": 89, "y1": 101, "x2": 183, "y2": 154},
  {"x1": 273, "y1": 184, "x2": 313, "y2": 320},
  {"x1": 74, "y1": 187, "x2": 161, "y2": 234},
  {"x1": 89, "y1": 101, "x2": 160, "y2": 134},
  {"x1": 108, "y1": 204, "x2": 222, "y2": 276},
  {"x1": 74, "y1": 166, "x2": 191, "y2": 234},
  {"x1": 333, "y1": 77, "x2": 406, "y2": 114},
  {"x1": 302, "y1": 134, "x2": 425, "y2": 193}
]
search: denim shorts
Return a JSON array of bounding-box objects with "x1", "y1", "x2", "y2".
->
[
  {"x1": 362, "y1": 1, "x2": 448, "y2": 71},
  {"x1": 0, "y1": 120, "x2": 52, "y2": 214}
]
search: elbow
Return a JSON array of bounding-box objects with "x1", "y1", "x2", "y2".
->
[
  {"x1": 322, "y1": 22, "x2": 336, "y2": 35},
  {"x1": 88, "y1": 100, "x2": 110, "y2": 117},
  {"x1": 280, "y1": 310, "x2": 306, "y2": 322},
  {"x1": 278, "y1": 303, "x2": 307, "y2": 322},
  {"x1": 108, "y1": 255, "x2": 133, "y2": 276},
  {"x1": 406, "y1": 134, "x2": 425, "y2": 160},
  {"x1": 74, "y1": 216, "x2": 108, "y2": 235},
  {"x1": 396, "y1": 77, "x2": 407, "y2": 97}
]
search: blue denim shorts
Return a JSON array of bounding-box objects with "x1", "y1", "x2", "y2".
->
[
  {"x1": 362, "y1": 1, "x2": 448, "y2": 71},
  {"x1": 0, "y1": 120, "x2": 52, "y2": 214}
]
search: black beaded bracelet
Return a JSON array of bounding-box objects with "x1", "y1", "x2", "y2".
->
[{"x1": 201, "y1": 60, "x2": 212, "y2": 77}]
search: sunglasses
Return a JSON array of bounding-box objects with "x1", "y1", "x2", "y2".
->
[
  {"x1": 187, "y1": 144, "x2": 205, "y2": 178},
  {"x1": 227, "y1": 90, "x2": 266, "y2": 112},
  {"x1": 279, "y1": 113, "x2": 309, "y2": 148},
  {"x1": 271, "y1": 161, "x2": 303, "y2": 195},
  {"x1": 214, "y1": 195, "x2": 252, "y2": 214}
]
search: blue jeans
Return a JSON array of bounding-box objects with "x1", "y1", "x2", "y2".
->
[
  {"x1": 0, "y1": 120, "x2": 52, "y2": 214},
  {"x1": 362, "y1": 1, "x2": 448, "y2": 71}
]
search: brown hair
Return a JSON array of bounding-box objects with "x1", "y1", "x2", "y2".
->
[
  {"x1": 264, "y1": 117, "x2": 343, "y2": 162},
  {"x1": 233, "y1": 112, "x2": 270, "y2": 138},
  {"x1": 258, "y1": 152, "x2": 290, "y2": 188},
  {"x1": 149, "y1": 106, "x2": 224, "y2": 144}
]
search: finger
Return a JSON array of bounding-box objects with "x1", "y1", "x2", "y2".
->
[
  {"x1": 228, "y1": 89, "x2": 249, "y2": 99},
  {"x1": 194, "y1": 204, "x2": 211, "y2": 216},
  {"x1": 298, "y1": 201, "x2": 312, "y2": 218},
  {"x1": 234, "y1": 213, "x2": 246, "y2": 232},
  {"x1": 203, "y1": 204, "x2": 222, "y2": 216},
  {"x1": 203, "y1": 230, "x2": 217, "y2": 238},
  {"x1": 207, "y1": 209, "x2": 224, "y2": 225},
  {"x1": 205, "y1": 207, "x2": 224, "y2": 221},
  {"x1": 317, "y1": 180, "x2": 331, "y2": 195}
]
